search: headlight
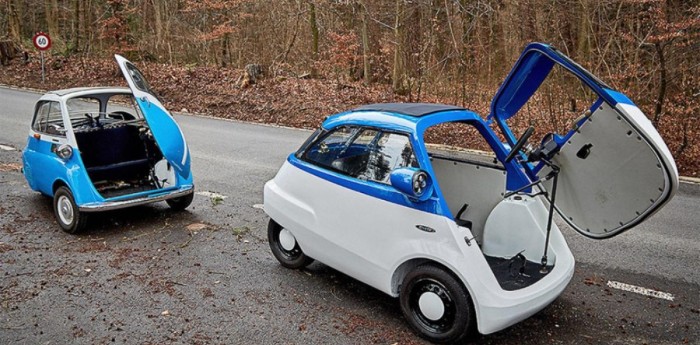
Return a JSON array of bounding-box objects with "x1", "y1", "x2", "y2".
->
[
  {"x1": 412, "y1": 171, "x2": 428, "y2": 196},
  {"x1": 56, "y1": 144, "x2": 73, "y2": 159}
]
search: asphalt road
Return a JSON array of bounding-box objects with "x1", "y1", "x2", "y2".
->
[{"x1": 1, "y1": 86, "x2": 698, "y2": 344}]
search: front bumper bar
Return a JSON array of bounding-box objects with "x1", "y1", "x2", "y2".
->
[{"x1": 79, "y1": 187, "x2": 194, "y2": 212}]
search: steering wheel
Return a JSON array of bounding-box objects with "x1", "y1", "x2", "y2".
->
[
  {"x1": 84, "y1": 113, "x2": 94, "y2": 125},
  {"x1": 108, "y1": 111, "x2": 135, "y2": 121},
  {"x1": 504, "y1": 126, "x2": 535, "y2": 163}
]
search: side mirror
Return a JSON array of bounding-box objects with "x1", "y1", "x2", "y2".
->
[{"x1": 390, "y1": 167, "x2": 434, "y2": 202}]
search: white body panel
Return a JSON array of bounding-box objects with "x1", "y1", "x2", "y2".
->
[{"x1": 264, "y1": 161, "x2": 575, "y2": 334}]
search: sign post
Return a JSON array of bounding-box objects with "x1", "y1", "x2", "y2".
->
[{"x1": 32, "y1": 32, "x2": 52, "y2": 83}]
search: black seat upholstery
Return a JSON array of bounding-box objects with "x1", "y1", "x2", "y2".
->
[{"x1": 75, "y1": 125, "x2": 149, "y2": 181}]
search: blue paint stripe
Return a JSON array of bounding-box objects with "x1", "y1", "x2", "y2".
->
[{"x1": 287, "y1": 154, "x2": 448, "y2": 218}]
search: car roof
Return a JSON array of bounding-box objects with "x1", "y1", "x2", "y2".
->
[
  {"x1": 47, "y1": 87, "x2": 132, "y2": 97},
  {"x1": 353, "y1": 103, "x2": 465, "y2": 117},
  {"x1": 323, "y1": 103, "x2": 482, "y2": 133}
]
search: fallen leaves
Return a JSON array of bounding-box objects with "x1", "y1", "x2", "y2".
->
[
  {"x1": 186, "y1": 223, "x2": 207, "y2": 231},
  {"x1": 0, "y1": 163, "x2": 21, "y2": 172}
]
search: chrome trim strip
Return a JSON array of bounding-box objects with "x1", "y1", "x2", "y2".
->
[{"x1": 78, "y1": 187, "x2": 194, "y2": 212}]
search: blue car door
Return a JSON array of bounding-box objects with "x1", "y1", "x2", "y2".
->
[{"x1": 114, "y1": 55, "x2": 191, "y2": 179}]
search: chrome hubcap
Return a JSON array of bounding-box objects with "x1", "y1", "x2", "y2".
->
[
  {"x1": 418, "y1": 291, "x2": 445, "y2": 321},
  {"x1": 57, "y1": 195, "x2": 74, "y2": 225},
  {"x1": 279, "y1": 228, "x2": 296, "y2": 251}
]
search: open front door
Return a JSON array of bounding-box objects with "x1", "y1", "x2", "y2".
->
[
  {"x1": 114, "y1": 54, "x2": 191, "y2": 178},
  {"x1": 490, "y1": 43, "x2": 678, "y2": 239}
]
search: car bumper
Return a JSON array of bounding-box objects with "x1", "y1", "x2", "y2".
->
[
  {"x1": 78, "y1": 186, "x2": 194, "y2": 212},
  {"x1": 476, "y1": 254, "x2": 575, "y2": 334}
]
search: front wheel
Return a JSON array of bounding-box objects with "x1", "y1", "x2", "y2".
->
[
  {"x1": 166, "y1": 192, "x2": 194, "y2": 211},
  {"x1": 268, "y1": 219, "x2": 313, "y2": 269},
  {"x1": 53, "y1": 186, "x2": 89, "y2": 234},
  {"x1": 400, "y1": 265, "x2": 476, "y2": 343}
]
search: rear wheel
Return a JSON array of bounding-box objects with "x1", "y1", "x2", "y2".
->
[
  {"x1": 400, "y1": 265, "x2": 476, "y2": 343},
  {"x1": 166, "y1": 192, "x2": 194, "y2": 211},
  {"x1": 268, "y1": 219, "x2": 313, "y2": 269},
  {"x1": 53, "y1": 186, "x2": 88, "y2": 234}
]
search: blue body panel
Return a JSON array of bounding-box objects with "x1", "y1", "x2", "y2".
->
[
  {"x1": 23, "y1": 138, "x2": 103, "y2": 204},
  {"x1": 488, "y1": 42, "x2": 628, "y2": 149},
  {"x1": 292, "y1": 107, "x2": 532, "y2": 220},
  {"x1": 135, "y1": 97, "x2": 191, "y2": 179}
]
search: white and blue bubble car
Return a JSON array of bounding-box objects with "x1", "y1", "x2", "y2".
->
[
  {"x1": 22, "y1": 55, "x2": 193, "y2": 233},
  {"x1": 264, "y1": 43, "x2": 678, "y2": 342}
]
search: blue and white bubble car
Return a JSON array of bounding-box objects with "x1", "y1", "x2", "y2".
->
[
  {"x1": 264, "y1": 43, "x2": 678, "y2": 342},
  {"x1": 22, "y1": 55, "x2": 193, "y2": 233}
]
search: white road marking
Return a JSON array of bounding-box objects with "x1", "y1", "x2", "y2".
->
[
  {"x1": 0, "y1": 144, "x2": 15, "y2": 151},
  {"x1": 195, "y1": 191, "x2": 228, "y2": 199},
  {"x1": 607, "y1": 281, "x2": 675, "y2": 301},
  {"x1": 252, "y1": 204, "x2": 264, "y2": 210}
]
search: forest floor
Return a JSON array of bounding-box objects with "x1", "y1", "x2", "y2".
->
[{"x1": 1, "y1": 55, "x2": 697, "y2": 177}]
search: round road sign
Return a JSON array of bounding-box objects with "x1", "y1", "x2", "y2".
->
[{"x1": 32, "y1": 32, "x2": 52, "y2": 51}]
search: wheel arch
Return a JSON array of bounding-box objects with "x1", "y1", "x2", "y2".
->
[
  {"x1": 391, "y1": 257, "x2": 467, "y2": 296},
  {"x1": 52, "y1": 179, "x2": 69, "y2": 196}
]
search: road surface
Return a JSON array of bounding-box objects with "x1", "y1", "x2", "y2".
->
[{"x1": 1, "y1": 86, "x2": 698, "y2": 344}]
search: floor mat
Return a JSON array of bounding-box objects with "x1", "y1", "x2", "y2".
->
[{"x1": 484, "y1": 255, "x2": 553, "y2": 291}]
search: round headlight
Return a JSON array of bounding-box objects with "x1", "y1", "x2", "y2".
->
[{"x1": 56, "y1": 144, "x2": 73, "y2": 159}]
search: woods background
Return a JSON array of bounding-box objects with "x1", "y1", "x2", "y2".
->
[{"x1": 1, "y1": 0, "x2": 699, "y2": 175}]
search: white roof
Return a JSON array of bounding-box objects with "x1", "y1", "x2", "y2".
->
[{"x1": 46, "y1": 86, "x2": 132, "y2": 98}]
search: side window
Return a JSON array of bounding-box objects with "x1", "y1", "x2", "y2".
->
[
  {"x1": 303, "y1": 126, "x2": 355, "y2": 167},
  {"x1": 303, "y1": 126, "x2": 418, "y2": 184},
  {"x1": 32, "y1": 101, "x2": 65, "y2": 136},
  {"x1": 423, "y1": 122, "x2": 502, "y2": 168},
  {"x1": 66, "y1": 97, "x2": 100, "y2": 121},
  {"x1": 106, "y1": 94, "x2": 143, "y2": 120},
  {"x1": 295, "y1": 128, "x2": 324, "y2": 158},
  {"x1": 359, "y1": 132, "x2": 418, "y2": 183}
]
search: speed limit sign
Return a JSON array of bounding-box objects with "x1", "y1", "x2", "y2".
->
[{"x1": 32, "y1": 32, "x2": 52, "y2": 51}]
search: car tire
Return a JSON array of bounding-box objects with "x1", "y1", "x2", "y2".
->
[
  {"x1": 166, "y1": 192, "x2": 194, "y2": 211},
  {"x1": 400, "y1": 264, "x2": 476, "y2": 343},
  {"x1": 268, "y1": 219, "x2": 313, "y2": 269},
  {"x1": 53, "y1": 186, "x2": 88, "y2": 234}
]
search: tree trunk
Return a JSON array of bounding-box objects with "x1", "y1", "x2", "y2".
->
[
  {"x1": 152, "y1": 0, "x2": 163, "y2": 50},
  {"x1": 359, "y1": 0, "x2": 370, "y2": 84},
  {"x1": 576, "y1": 0, "x2": 591, "y2": 60},
  {"x1": 652, "y1": 42, "x2": 667, "y2": 126},
  {"x1": 7, "y1": 0, "x2": 22, "y2": 42},
  {"x1": 309, "y1": 1, "x2": 319, "y2": 76},
  {"x1": 45, "y1": 0, "x2": 61, "y2": 45},
  {"x1": 392, "y1": 0, "x2": 405, "y2": 94},
  {"x1": 72, "y1": 0, "x2": 85, "y2": 53}
]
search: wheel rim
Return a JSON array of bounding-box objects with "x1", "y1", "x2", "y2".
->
[
  {"x1": 278, "y1": 228, "x2": 296, "y2": 251},
  {"x1": 57, "y1": 195, "x2": 74, "y2": 225},
  {"x1": 409, "y1": 278, "x2": 456, "y2": 334},
  {"x1": 275, "y1": 227, "x2": 302, "y2": 260}
]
